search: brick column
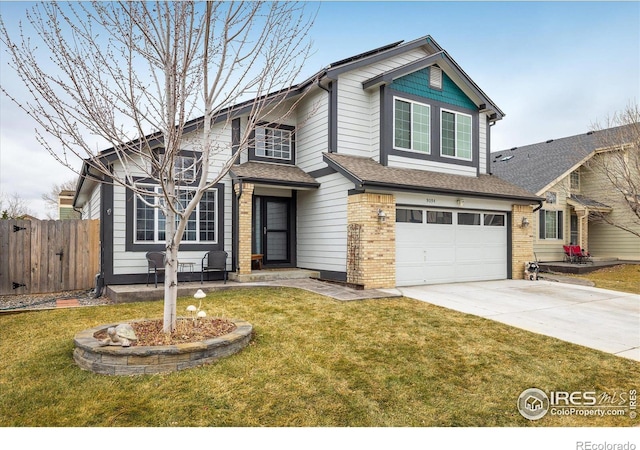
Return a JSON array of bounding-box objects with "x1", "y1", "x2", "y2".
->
[
  {"x1": 511, "y1": 204, "x2": 534, "y2": 280},
  {"x1": 234, "y1": 182, "x2": 254, "y2": 275},
  {"x1": 346, "y1": 193, "x2": 396, "y2": 289}
]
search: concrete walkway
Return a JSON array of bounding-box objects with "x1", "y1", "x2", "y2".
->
[
  {"x1": 382, "y1": 280, "x2": 640, "y2": 362},
  {"x1": 106, "y1": 278, "x2": 399, "y2": 303}
]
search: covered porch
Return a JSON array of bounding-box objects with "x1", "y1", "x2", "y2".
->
[
  {"x1": 567, "y1": 194, "x2": 612, "y2": 250},
  {"x1": 230, "y1": 161, "x2": 320, "y2": 277}
]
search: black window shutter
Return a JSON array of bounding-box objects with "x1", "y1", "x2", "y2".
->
[
  {"x1": 539, "y1": 210, "x2": 546, "y2": 239},
  {"x1": 557, "y1": 211, "x2": 563, "y2": 240}
]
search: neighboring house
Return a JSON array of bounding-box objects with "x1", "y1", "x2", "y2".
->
[
  {"x1": 73, "y1": 35, "x2": 541, "y2": 289},
  {"x1": 491, "y1": 125, "x2": 640, "y2": 262},
  {"x1": 58, "y1": 190, "x2": 81, "y2": 220}
]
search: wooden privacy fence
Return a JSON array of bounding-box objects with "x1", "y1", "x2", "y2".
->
[{"x1": 0, "y1": 219, "x2": 100, "y2": 295}]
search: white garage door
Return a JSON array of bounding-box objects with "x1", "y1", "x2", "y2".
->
[{"x1": 396, "y1": 208, "x2": 507, "y2": 286}]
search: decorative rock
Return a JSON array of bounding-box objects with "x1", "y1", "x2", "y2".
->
[
  {"x1": 115, "y1": 323, "x2": 138, "y2": 342},
  {"x1": 98, "y1": 323, "x2": 138, "y2": 347}
]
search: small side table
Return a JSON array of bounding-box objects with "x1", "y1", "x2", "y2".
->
[
  {"x1": 178, "y1": 261, "x2": 195, "y2": 281},
  {"x1": 251, "y1": 254, "x2": 263, "y2": 270}
]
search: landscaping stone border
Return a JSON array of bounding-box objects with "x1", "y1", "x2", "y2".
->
[{"x1": 73, "y1": 318, "x2": 252, "y2": 375}]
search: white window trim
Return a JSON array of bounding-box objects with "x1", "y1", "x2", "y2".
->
[
  {"x1": 540, "y1": 209, "x2": 563, "y2": 240},
  {"x1": 255, "y1": 126, "x2": 292, "y2": 160},
  {"x1": 392, "y1": 96, "x2": 431, "y2": 154},
  {"x1": 133, "y1": 185, "x2": 218, "y2": 244},
  {"x1": 570, "y1": 170, "x2": 580, "y2": 191},
  {"x1": 174, "y1": 156, "x2": 197, "y2": 183},
  {"x1": 440, "y1": 108, "x2": 473, "y2": 161}
]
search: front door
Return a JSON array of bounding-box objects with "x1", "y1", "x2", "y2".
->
[{"x1": 253, "y1": 196, "x2": 291, "y2": 265}]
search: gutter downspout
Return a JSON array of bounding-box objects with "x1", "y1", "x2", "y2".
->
[
  {"x1": 233, "y1": 180, "x2": 243, "y2": 272},
  {"x1": 316, "y1": 78, "x2": 335, "y2": 153}
]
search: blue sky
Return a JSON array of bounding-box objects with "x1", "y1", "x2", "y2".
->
[{"x1": 1, "y1": 1, "x2": 639, "y2": 218}]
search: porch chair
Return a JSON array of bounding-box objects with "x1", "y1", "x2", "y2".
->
[
  {"x1": 146, "y1": 251, "x2": 166, "y2": 288},
  {"x1": 562, "y1": 245, "x2": 575, "y2": 263},
  {"x1": 570, "y1": 245, "x2": 592, "y2": 264},
  {"x1": 201, "y1": 250, "x2": 228, "y2": 284}
]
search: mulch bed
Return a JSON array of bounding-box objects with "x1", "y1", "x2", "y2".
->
[{"x1": 94, "y1": 318, "x2": 237, "y2": 346}]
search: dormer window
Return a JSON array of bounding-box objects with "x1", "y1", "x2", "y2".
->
[
  {"x1": 429, "y1": 66, "x2": 443, "y2": 89},
  {"x1": 255, "y1": 125, "x2": 292, "y2": 160}
]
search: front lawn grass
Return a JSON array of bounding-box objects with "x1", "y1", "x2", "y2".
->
[
  {"x1": 1, "y1": 287, "x2": 638, "y2": 427},
  {"x1": 573, "y1": 264, "x2": 640, "y2": 294}
]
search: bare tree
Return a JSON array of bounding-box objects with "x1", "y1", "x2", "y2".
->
[
  {"x1": 1, "y1": 1, "x2": 315, "y2": 332},
  {"x1": 585, "y1": 102, "x2": 640, "y2": 238},
  {"x1": 42, "y1": 179, "x2": 78, "y2": 219},
  {"x1": 0, "y1": 192, "x2": 33, "y2": 219}
]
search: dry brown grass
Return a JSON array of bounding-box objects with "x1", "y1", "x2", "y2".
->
[
  {"x1": 1, "y1": 287, "x2": 638, "y2": 427},
  {"x1": 572, "y1": 264, "x2": 640, "y2": 294}
]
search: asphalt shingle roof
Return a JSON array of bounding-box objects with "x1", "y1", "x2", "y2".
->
[
  {"x1": 230, "y1": 161, "x2": 319, "y2": 188},
  {"x1": 323, "y1": 153, "x2": 541, "y2": 202},
  {"x1": 490, "y1": 124, "x2": 637, "y2": 194}
]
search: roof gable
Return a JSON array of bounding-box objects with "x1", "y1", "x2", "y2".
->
[
  {"x1": 391, "y1": 67, "x2": 477, "y2": 110},
  {"x1": 491, "y1": 124, "x2": 637, "y2": 194}
]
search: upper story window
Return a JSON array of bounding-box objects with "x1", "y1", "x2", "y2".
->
[
  {"x1": 174, "y1": 156, "x2": 196, "y2": 182},
  {"x1": 394, "y1": 98, "x2": 430, "y2": 153},
  {"x1": 255, "y1": 126, "x2": 292, "y2": 160},
  {"x1": 151, "y1": 150, "x2": 197, "y2": 183},
  {"x1": 441, "y1": 109, "x2": 472, "y2": 160},
  {"x1": 570, "y1": 170, "x2": 580, "y2": 190}
]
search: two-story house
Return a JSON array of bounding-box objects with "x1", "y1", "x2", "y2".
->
[
  {"x1": 73, "y1": 35, "x2": 541, "y2": 290},
  {"x1": 491, "y1": 124, "x2": 640, "y2": 263}
]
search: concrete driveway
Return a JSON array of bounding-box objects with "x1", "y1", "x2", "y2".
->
[{"x1": 382, "y1": 280, "x2": 640, "y2": 361}]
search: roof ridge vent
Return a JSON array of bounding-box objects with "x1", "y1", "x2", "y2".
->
[
  {"x1": 510, "y1": 147, "x2": 517, "y2": 151},
  {"x1": 546, "y1": 139, "x2": 554, "y2": 143},
  {"x1": 587, "y1": 131, "x2": 594, "y2": 135}
]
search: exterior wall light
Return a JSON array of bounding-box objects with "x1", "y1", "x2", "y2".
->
[
  {"x1": 457, "y1": 198, "x2": 464, "y2": 207},
  {"x1": 521, "y1": 217, "x2": 530, "y2": 228},
  {"x1": 377, "y1": 208, "x2": 386, "y2": 222}
]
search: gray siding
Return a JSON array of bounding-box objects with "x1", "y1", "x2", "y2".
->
[{"x1": 296, "y1": 172, "x2": 350, "y2": 273}]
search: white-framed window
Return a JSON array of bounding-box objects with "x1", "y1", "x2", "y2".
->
[
  {"x1": 255, "y1": 126, "x2": 292, "y2": 160},
  {"x1": 174, "y1": 156, "x2": 196, "y2": 183},
  {"x1": 393, "y1": 97, "x2": 431, "y2": 153},
  {"x1": 150, "y1": 152, "x2": 197, "y2": 183},
  {"x1": 539, "y1": 210, "x2": 563, "y2": 240},
  {"x1": 441, "y1": 109, "x2": 472, "y2": 160},
  {"x1": 134, "y1": 186, "x2": 217, "y2": 243},
  {"x1": 570, "y1": 170, "x2": 580, "y2": 190}
]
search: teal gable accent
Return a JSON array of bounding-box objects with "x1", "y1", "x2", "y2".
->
[{"x1": 391, "y1": 67, "x2": 477, "y2": 110}]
